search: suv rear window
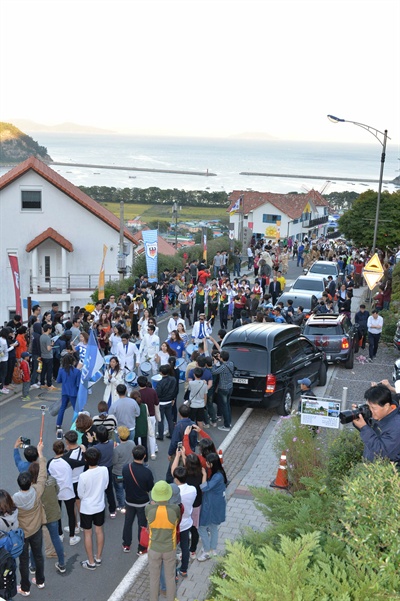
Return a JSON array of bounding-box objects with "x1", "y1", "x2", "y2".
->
[
  {"x1": 309, "y1": 264, "x2": 337, "y2": 276},
  {"x1": 304, "y1": 325, "x2": 340, "y2": 335},
  {"x1": 223, "y1": 345, "x2": 267, "y2": 373},
  {"x1": 293, "y1": 279, "x2": 324, "y2": 291}
]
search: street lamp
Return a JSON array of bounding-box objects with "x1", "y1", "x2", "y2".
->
[{"x1": 327, "y1": 115, "x2": 390, "y2": 255}]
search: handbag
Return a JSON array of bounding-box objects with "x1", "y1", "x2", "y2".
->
[
  {"x1": 139, "y1": 526, "x2": 149, "y2": 550},
  {"x1": 146, "y1": 405, "x2": 155, "y2": 438}
]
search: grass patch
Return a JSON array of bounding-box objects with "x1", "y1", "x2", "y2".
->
[{"x1": 102, "y1": 202, "x2": 229, "y2": 224}]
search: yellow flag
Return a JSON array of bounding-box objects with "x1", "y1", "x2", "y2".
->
[{"x1": 98, "y1": 245, "x2": 108, "y2": 300}]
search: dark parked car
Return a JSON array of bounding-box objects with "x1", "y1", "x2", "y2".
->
[
  {"x1": 220, "y1": 322, "x2": 327, "y2": 415},
  {"x1": 303, "y1": 313, "x2": 359, "y2": 369},
  {"x1": 393, "y1": 357, "x2": 400, "y2": 383}
]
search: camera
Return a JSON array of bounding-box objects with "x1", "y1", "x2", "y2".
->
[
  {"x1": 339, "y1": 403, "x2": 372, "y2": 425},
  {"x1": 177, "y1": 442, "x2": 183, "y2": 451},
  {"x1": 20, "y1": 437, "x2": 31, "y2": 448}
]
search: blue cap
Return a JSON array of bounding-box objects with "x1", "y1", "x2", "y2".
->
[{"x1": 298, "y1": 378, "x2": 311, "y2": 387}]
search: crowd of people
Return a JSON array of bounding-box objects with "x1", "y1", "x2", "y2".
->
[{"x1": 0, "y1": 234, "x2": 398, "y2": 600}]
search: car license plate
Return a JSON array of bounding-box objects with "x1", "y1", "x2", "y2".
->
[{"x1": 233, "y1": 377, "x2": 248, "y2": 384}]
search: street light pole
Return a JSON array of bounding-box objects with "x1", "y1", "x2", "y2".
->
[{"x1": 327, "y1": 115, "x2": 390, "y2": 255}]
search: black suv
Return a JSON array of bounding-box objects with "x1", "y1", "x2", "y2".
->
[
  {"x1": 303, "y1": 313, "x2": 359, "y2": 369},
  {"x1": 220, "y1": 322, "x2": 327, "y2": 415}
]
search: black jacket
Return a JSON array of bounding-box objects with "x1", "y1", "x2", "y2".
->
[
  {"x1": 122, "y1": 462, "x2": 154, "y2": 505},
  {"x1": 156, "y1": 375, "x2": 178, "y2": 401}
]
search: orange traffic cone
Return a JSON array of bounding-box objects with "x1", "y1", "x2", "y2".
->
[{"x1": 270, "y1": 452, "x2": 289, "y2": 489}]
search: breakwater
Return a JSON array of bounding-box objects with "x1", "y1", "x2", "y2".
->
[
  {"x1": 239, "y1": 171, "x2": 394, "y2": 184},
  {"x1": 51, "y1": 161, "x2": 216, "y2": 177}
]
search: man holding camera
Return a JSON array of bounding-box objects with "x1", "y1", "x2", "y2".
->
[{"x1": 353, "y1": 383, "x2": 400, "y2": 464}]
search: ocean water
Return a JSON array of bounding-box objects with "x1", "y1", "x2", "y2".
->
[{"x1": 1, "y1": 133, "x2": 399, "y2": 195}]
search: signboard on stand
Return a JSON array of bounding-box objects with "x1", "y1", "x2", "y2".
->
[{"x1": 300, "y1": 397, "x2": 341, "y2": 429}]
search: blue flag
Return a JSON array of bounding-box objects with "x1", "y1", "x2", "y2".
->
[
  {"x1": 76, "y1": 330, "x2": 105, "y2": 412},
  {"x1": 142, "y1": 229, "x2": 158, "y2": 282}
]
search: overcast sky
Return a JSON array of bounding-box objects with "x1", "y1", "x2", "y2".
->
[{"x1": 1, "y1": 0, "x2": 399, "y2": 143}]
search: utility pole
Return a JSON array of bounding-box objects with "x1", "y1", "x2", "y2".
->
[
  {"x1": 118, "y1": 201, "x2": 126, "y2": 281},
  {"x1": 172, "y1": 202, "x2": 178, "y2": 248}
]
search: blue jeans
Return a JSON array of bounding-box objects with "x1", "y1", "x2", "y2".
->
[
  {"x1": 113, "y1": 474, "x2": 125, "y2": 508},
  {"x1": 198, "y1": 523, "x2": 219, "y2": 553},
  {"x1": 31, "y1": 521, "x2": 65, "y2": 569},
  {"x1": 218, "y1": 388, "x2": 232, "y2": 428},
  {"x1": 297, "y1": 255, "x2": 304, "y2": 267}
]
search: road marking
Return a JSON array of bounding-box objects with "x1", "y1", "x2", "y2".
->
[{"x1": 0, "y1": 414, "x2": 39, "y2": 440}]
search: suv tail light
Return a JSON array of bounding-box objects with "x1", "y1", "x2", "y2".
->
[
  {"x1": 265, "y1": 374, "x2": 276, "y2": 394},
  {"x1": 341, "y1": 337, "x2": 349, "y2": 349}
]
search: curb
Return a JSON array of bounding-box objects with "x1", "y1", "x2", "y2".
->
[{"x1": 106, "y1": 407, "x2": 254, "y2": 601}]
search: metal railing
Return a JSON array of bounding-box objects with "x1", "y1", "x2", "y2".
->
[
  {"x1": 302, "y1": 215, "x2": 329, "y2": 229},
  {"x1": 29, "y1": 274, "x2": 120, "y2": 293}
]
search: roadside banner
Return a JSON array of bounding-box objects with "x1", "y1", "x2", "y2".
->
[
  {"x1": 8, "y1": 253, "x2": 22, "y2": 315},
  {"x1": 76, "y1": 330, "x2": 105, "y2": 412},
  {"x1": 142, "y1": 229, "x2": 158, "y2": 282},
  {"x1": 202, "y1": 227, "x2": 207, "y2": 263},
  {"x1": 98, "y1": 244, "x2": 108, "y2": 300}
]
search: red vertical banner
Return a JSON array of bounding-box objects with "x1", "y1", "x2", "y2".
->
[{"x1": 8, "y1": 254, "x2": 22, "y2": 315}]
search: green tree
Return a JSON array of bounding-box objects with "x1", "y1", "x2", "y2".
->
[{"x1": 338, "y1": 190, "x2": 400, "y2": 248}]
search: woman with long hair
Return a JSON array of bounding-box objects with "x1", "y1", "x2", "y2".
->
[
  {"x1": 197, "y1": 452, "x2": 227, "y2": 561},
  {"x1": 75, "y1": 413, "x2": 96, "y2": 448},
  {"x1": 176, "y1": 322, "x2": 189, "y2": 346},
  {"x1": 167, "y1": 330, "x2": 185, "y2": 359},
  {"x1": 56, "y1": 354, "x2": 80, "y2": 429},
  {"x1": 155, "y1": 341, "x2": 176, "y2": 367},
  {"x1": 108, "y1": 324, "x2": 124, "y2": 357},
  {"x1": 73, "y1": 331, "x2": 89, "y2": 368},
  {"x1": 137, "y1": 308, "x2": 151, "y2": 340},
  {"x1": 103, "y1": 356, "x2": 125, "y2": 408},
  {"x1": 52, "y1": 312, "x2": 65, "y2": 337},
  {"x1": 0, "y1": 488, "x2": 19, "y2": 530}
]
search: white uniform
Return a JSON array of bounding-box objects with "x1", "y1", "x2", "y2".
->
[
  {"x1": 167, "y1": 316, "x2": 185, "y2": 334},
  {"x1": 138, "y1": 333, "x2": 160, "y2": 375},
  {"x1": 117, "y1": 340, "x2": 140, "y2": 373}
]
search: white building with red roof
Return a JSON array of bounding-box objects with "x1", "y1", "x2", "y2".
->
[
  {"x1": 227, "y1": 189, "x2": 329, "y2": 244},
  {"x1": 0, "y1": 156, "x2": 144, "y2": 321}
]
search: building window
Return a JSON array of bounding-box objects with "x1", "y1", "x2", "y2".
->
[
  {"x1": 21, "y1": 190, "x2": 42, "y2": 210},
  {"x1": 262, "y1": 214, "x2": 281, "y2": 223},
  {"x1": 44, "y1": 256, "x2": 51, "y2": 282}
]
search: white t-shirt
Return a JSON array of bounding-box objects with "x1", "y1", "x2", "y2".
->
[
  {"x1": 78, "y1": 466, "x2": 109, "y2": 515},
  {"x1": 48, "y1": 457, "x2": 75, "y2": 501},
  {"x1": 178, "y1": 483, "x2": 197, "y2": 532}
]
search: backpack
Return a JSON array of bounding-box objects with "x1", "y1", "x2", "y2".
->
[
  {"x1": 12, "y1": 361, "x2": 23, "y2": 385},
  {"x1": 0, "y1": 525, "x2": 25, "y2": 559},
  {"x1": 0, "y1": 547, "x2": 17, "y2": 600}
]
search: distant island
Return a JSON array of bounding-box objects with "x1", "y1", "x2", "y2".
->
[
  {"x1": 0, "y1": 122, "x2": 52, "y2": 164},
  {"x1": 10, "y1": 119, "x2": 116, "y2": 135}
]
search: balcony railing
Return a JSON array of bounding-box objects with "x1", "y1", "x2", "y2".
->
[
  {"x1": 30, "y1": 274, "x2": 120, "y2": 294},
  {"x1": 302, "y1": 215, "x2": 329, "y2": 229}
]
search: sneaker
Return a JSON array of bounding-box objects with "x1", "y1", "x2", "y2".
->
[
  {"x1": 0, "y1": 388, "x2": 10, "y2": 394},
  {"x1": 177, "y1": 569, "x2": 188, "y2": 578},
  {"x1": 21, "y1": 396, "x2": 31, "y2": 401},
  {"x1": 55, "y1": 562, "x2": 66, "y2": 574},
  {"x1": 150, "y1": 454, "x2": 156, "y2": 460},
  {"x1": 120, "y1": 507, "x2": 126, "y2": 514},
  {"x1": 110, "y1": 513, "x2": 116, "y2": 519},
  {"x1": 203, "y1": 423, "x2": 210, "y2": 429},
  {"x1": 210, "y1": 549, "x2": 218, "y2": 556},
  {"x1": 211, "y1": 422, "x2": 217, "y2": 428},
  {"x1": 17, "y1": 586, "x2": 30, "y2": 596},
  {"x1": 216, "y1": 416, "x2": 222, "y2": 421},
  {"x1": 29, "y1": 565, "x2": 36, "y2": 574},
  {"x1": 197, "y1": 551, "x2": 210, "y2": 562},
  {"x1": 46, "y1": 385, "x2": 58, "y2": 391},
  {"x1": 176, "y1": 551, "x2": 182, "y2": 561},
  {"x1": 123, "y1": 545, "x2": 131, "y2": 553},
  {"x1": 69, "y1": 535, "x2": 81, "y2": 546},
  {"x1": 218, "y1": 425, "x2": 231, "y2": 432},
  {"x1": 190, "y1": 551, "x2": 197, "y2": 559},
  {"x1": 30, "y1": 383, "x2": 40, "y2": 389},
  {"x1": 59, "y1": 534, "x2": 64, "y2": 542},
  {"x1": 94, "y1": 556, "x2": 102, "y2": 565},
  {"x1": 64, "y1": 526, "x2": 80, "y2": 535},
  {"x1": 81, "y1": 560, "x2": 96, "y2": 570},
  {"x1": 137, "y1": 549, "x2": 146, "y2": 556},
  {"x1": 32, "y1": 577, "x2": 45, "y2": 589}
]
